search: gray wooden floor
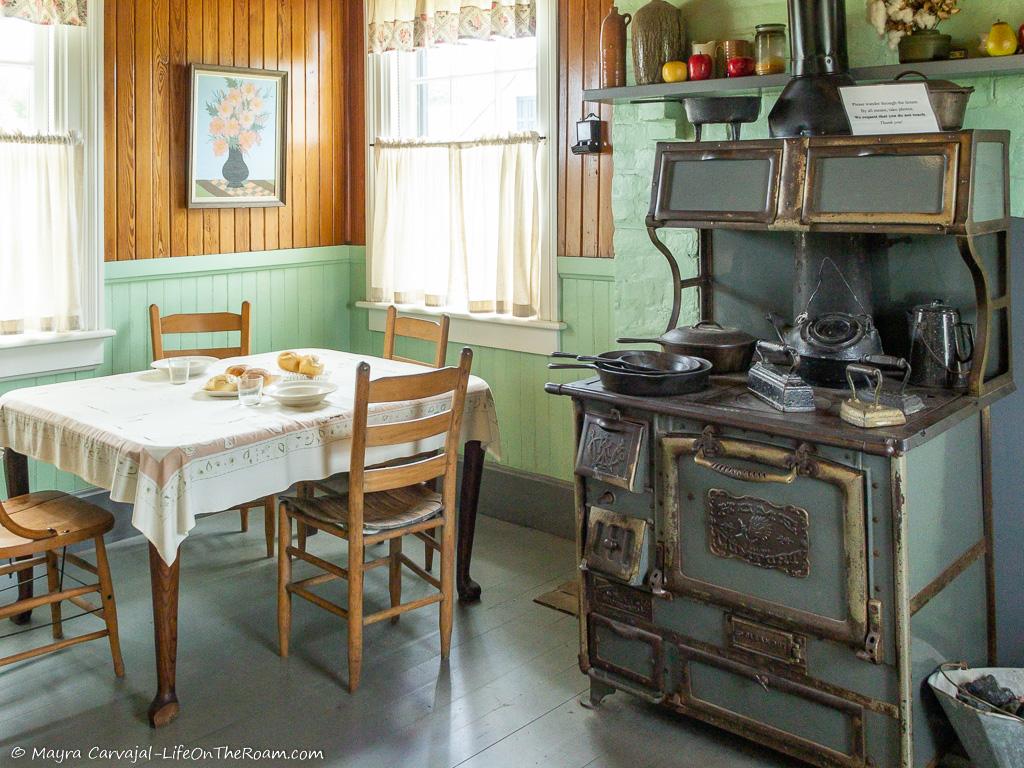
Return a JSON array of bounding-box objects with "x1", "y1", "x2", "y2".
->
[{"x1": 1, "y1": 513, "x2": 801, "y2": 768}]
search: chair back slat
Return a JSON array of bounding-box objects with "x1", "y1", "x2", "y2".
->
[
  {"x1": 368, "y1": 366, "x2": 462, "y2": 404},
  {"x1": 348, "y1": 348, "x2": 473, "y2": 531},
  {"x1": 363, "y1": 453, "x2": 448, "y2": 493},
  {"x1": 149, "y1": 302, "x2": 252, "y2": 361},
  {"x1": 365, "y1": 411, "x2": 452, "y2": 448},
  {"x1": 382, "y1": 305, "x2": 450, "y2": 368}
]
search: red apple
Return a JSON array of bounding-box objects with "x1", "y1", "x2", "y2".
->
[
  {"x1": 688, "y1": 54, "x2": 713, "y2": 81},
  {"x1": 726, "y1": 56, "x2": 755, "y2": 77},
  {"x1": 1019, "y1": 22, "x2": 1023, "y2": 53}
]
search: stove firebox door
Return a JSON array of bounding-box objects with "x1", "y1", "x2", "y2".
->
[{"x1": 660, "y1": 433, "x2": 872, "y2": 653}]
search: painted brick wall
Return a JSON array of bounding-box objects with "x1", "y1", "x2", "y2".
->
[{"x1": 612, "y1": 0, "x2": 1024, "y2": 339}]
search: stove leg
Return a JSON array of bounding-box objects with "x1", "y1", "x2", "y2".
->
[{"x1": 581, "y1": 677, "x2": 616, "y2": 709}]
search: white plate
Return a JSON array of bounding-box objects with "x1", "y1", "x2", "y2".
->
[
  {"x1": 267, "y1": 381, "x2": 338, "y2": 408},
  {"x1": 151, "y1": 356, "x2": 219, "y2": 377}
]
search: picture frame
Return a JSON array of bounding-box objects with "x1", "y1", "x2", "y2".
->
[{"x1": 187, "y1": 64, "x2": 288, "y2": 209}]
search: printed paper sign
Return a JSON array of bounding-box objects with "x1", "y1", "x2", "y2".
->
[{"x1": 839, "y1": 83, "x2": 940, "y2": 135}]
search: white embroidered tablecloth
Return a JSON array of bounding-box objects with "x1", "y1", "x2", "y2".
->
[{"x1": 0, "y1": 350, "x2": 501, "y2": 564}]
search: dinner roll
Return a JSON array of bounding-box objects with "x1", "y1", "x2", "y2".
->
[
  {"x1": 277, "y1": 351, "x2": 301, "y2": 373},
  {"x1": 225, "y1": 364, "x2": 249, "y2": 377},
  {"x1": 203, "y1": 374, "x2": 238, "y2": 393},
  {"x1": 298, "y1": 355, "x2": 325, "y2": 377}
]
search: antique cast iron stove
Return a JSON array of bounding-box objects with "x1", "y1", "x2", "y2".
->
[{"x1": 547, "y1": 130, "x2": 1014, "y2": 768}]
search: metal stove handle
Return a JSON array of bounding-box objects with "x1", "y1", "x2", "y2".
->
[{"x1": 694, "y1": 446, "x2": 798, "y2": 485}]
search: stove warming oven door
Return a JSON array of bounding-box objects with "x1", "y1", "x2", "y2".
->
[{"x1": 660, "y1": 430, "x2": 877, "y2": 659}]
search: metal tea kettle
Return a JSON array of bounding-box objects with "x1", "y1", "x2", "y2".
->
[{"x1": 907, "y1": 300, "x2": 975, "y2": 389}]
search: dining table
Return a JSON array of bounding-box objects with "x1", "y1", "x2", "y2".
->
[{"x1": 0, "y1": 349, "x2": 501, "y2": 727}]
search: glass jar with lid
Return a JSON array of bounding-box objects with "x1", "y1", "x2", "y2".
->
[{"x1": 755, "y1": 24, "x2": 787, "y2": 76}]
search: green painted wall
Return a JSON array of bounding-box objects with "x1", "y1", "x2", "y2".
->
[
  {"x1": 0, "y1": 246, "x2": 356, "y2": 495},
  {"x1": 612, "y1": 0, "x2": 1024, "y2": 339}
]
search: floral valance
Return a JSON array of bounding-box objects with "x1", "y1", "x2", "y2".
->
[
  {"x1": 0, "y1": 0, "x2": 87, "y2": 26},
  {"x1": 369, "y1": 0, "x2": 536, "y2": 53}
]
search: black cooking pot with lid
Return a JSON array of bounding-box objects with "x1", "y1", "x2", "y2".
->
[
  {"x1": 893, "y1": 71, "x2": 974, "y2": 131},
  {"x1": 618, "y1": 321, "x2": 757, "y2": 373}
]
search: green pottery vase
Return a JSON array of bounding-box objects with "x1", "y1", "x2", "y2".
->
[{"x1": 631, "y1": 0, "x2": 685, "y2": 85}]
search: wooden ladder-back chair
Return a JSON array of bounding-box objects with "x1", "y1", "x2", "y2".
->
[
  {"x1": 0, "y1": 490, "x2": 124, "y2": 675},
  {"x1": 277, "y1": 348, "x2": 473, "y2": 692},
  {"x1": 382, "y1": 304, "x2": 450, "y2": 369},
  {"x1": 301, "y1": 305, "x2": 452, "y2": 568},
  {"x1": 149, "y1": 302, "x2": 275, "y2": 556}
]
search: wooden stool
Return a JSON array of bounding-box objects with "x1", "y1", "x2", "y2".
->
[{"x1": 0, "y1": 491, "x2": 124, "y2": 675}]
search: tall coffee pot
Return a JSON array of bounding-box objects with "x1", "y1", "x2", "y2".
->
[{"x1": 907, "y1": 300, "x2": 975, "y2": 389}]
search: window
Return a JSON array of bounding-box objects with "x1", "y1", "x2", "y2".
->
[
  {"x1": 365, "y1": 0, "x2": 559, "y2": 352},
  {"x1": 0, "y1": 6, "x2": 110, "y2": 378}
]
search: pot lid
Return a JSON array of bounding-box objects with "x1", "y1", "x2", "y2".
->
[
  {"x1": 894, "y1": 70, "x2": 975, "y2": 95},
  {"x1": 665, "y1": 320, "x2": 756, "y2": 348}
]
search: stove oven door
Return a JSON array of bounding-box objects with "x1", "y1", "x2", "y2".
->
[{"x1": 660, "y1": 432, "x2": 875, "y2": 656}]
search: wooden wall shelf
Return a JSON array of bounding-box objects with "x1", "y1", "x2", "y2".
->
[{"x1": 583, "y1": 55, "x2": 1024, "y2": 105}]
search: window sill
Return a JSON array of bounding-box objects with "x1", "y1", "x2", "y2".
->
[
  {"x1": 356, "y1": 302, "x2": 565, "y2": 355},
  {"x1": 0, "y1": 329, "x2": 115, "y2": 382}
]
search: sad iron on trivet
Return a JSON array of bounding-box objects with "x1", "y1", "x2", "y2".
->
[
  {"x1": 856, "y1": 355, "x2": 925, "y2": 416},
  {"x1": 841, "y1": 364, "x2": 907, "y2": 429},
  {"x1": 747, "y1": 341, "x2": 816, "y2": 413}
]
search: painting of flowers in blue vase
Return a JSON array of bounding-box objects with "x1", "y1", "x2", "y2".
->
[{"x1": 188, "y1": 65, "x2": 287, "y2": 208}]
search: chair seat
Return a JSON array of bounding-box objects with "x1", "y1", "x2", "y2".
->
[
  {"x1": 0, "y1": 491, "x2": 115, "y2": 558},
  {"x1": 282, "y1": 485, "x2": 443, "y2": 534}
]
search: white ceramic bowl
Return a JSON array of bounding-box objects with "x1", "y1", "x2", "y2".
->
[
  {"x1": 151, "y1": 355, "x2": 219, "y2": 378},
  {"x1": 267, "y1": 381, "x2": 338, "y2": 408}
]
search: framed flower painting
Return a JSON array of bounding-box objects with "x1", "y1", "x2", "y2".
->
[{"x1": 187, "y1": 64, "x2": 288, "y2": 208}]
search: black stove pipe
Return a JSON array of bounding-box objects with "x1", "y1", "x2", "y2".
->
[{"x1": 768, "y1": 0, "x2": 855, "y2": 137}]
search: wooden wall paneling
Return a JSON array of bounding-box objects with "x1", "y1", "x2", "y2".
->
[
  {"x1": 276, "y1": 0, "x2": 293, "y2": 250},
  {"x1": 201, "y1": 0, "x2": 219, "y2": 254},
  {"x1": 135, "y1": 0, "x2": 154, "y2": 258},
  {"x1": 115, "y1": 0, "x2": 135, "y2": 261},
  {"x1": 185, "y1": 0, "x2": 204, "y2": 256},
  {"x1": 234, "y1": 0, "x2": 251, "y2": 253},
  {"x1": 250, "y1": 0, "x2": 268, "y2": 251},
  {"x1": 290, "y1": 0, "x2": 306, "y2": 248},
  {"x1": 169, "y1": 0, "x2": 188, "y2": 257},
  {"x1": 557, "y1": 0, "x2": 615, "y2": 259},
  {"x1": 345, "y1": 0, "x2": 366, "y2": 244},
  {"x1": 331, "y1": 0, "x2": 345, "y2": 249},
  {"x1": 304, "y1": 0, "x2": 320, "y2": 248},
  {"x1": 217, "y1": 0, "x2": 235, "y2": 254},
  {"x1": 103, "y1": 0, "x2": 116, "y2": 262},
  {"x1": 154, "y1": 0, "x2": 171, "y2": 259},
  {"x1": 580, "y1": 0, "x2": 601, "y2": 255},
  {"x1": 318, "y1": 0, "x2": 333, "y2": 246}
]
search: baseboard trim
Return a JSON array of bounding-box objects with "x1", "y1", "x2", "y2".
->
[{"x1": 473, "y1": 462, "x2": 575, "y2": 541}]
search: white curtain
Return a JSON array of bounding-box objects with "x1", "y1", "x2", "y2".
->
[
  {"x1": 0, "y1": 132, "x2": 83, "y2": 333},
  {"x1": 368, "y1": 0, "x2": 536, "y2": 53},
  {"x1": 370, "y1": 132, "x2": 550, "y2": 320}
]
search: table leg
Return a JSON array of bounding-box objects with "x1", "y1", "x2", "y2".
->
[
  {"x1": 457, "y1": 440, "x2": 484, "y2": 602},
  {"x1": 148, "y1": 544, "x2": 181, "y2": 728},
  {"x1": 4, "y1": 449, "x2": 33, "y2": 625}
]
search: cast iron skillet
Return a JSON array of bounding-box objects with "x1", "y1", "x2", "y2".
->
[
  {"x1": 548, "y1": 351, "x2": 712, "y2": 397},
  {"x1": 551, "y1": 350, "x2": 700, "y2": 374}
]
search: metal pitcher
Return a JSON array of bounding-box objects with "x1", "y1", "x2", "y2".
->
[{"x1": 908, "y1": 300, "x2": 975, "y2": 389}]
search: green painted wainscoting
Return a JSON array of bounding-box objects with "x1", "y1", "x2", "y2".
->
[
  {"x1": 347, "y1": 252, "x2": 617, "y2": 482},
  {"x1": 0, "y1": 246, "x2": 358, "y2": 496}
]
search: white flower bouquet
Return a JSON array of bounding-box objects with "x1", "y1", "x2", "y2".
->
[{"x1": 868, "y1": 0, "x2": 962, "y2": 49}]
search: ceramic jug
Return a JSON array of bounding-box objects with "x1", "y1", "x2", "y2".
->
[{"x1": 600, "y1": 6, "x2": 632, "y2": 88}]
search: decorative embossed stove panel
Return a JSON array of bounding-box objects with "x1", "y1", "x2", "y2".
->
[{"x1": 706, "y1": 489, "x2": 811, "y2": 579}]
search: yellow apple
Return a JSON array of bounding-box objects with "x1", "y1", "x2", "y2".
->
[{"x1": 662, "y1": 60, "x2": 688, "y2": 83}]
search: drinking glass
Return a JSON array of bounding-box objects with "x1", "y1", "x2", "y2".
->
[
  {"x1": 238, "y1": 373, "x2": 264, "y2": 406},
  {"x1": 168, "y1": 358, "x2": 191, "y2": 385}
]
